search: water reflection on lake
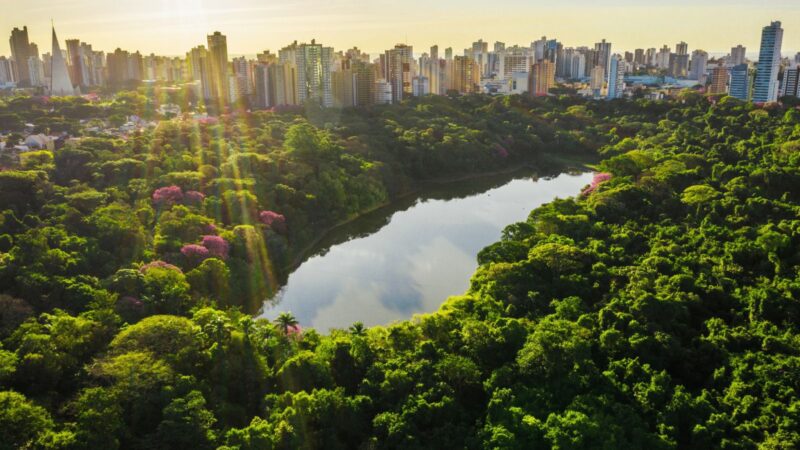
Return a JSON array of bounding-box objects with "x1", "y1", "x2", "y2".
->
[{"x1": 260, "y1": 171, "x2": 593, "y2": 331}]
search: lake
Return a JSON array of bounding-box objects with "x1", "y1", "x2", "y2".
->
[{"x1": 259, "y1": 170, "x2": 594, "y2": 331}]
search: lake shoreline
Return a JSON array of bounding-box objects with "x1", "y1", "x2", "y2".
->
[{"x1": 283, "y1": 153, "x2": 594, "y2": 273}]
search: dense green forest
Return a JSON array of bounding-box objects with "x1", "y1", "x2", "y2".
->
[
  {"x1": 0, "y1": 93, "x2": 598, "y2": 312},
  {"x1": 1, "y1": 92, "x2": 800, "y2": 449}
]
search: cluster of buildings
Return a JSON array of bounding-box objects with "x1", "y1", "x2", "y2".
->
[
  {"x1": 1, "y1": 21, "x2": 799, "y2": 108},
  {"x1": 703, "y1": 22, "x2": 795, "y2": 102}
]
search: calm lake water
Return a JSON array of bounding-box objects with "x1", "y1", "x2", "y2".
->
[{"x1": 260, "y1": 170, "x2": 594, "y2": 331}]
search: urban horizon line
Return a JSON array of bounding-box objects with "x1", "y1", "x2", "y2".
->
[{"x1": 3, "y1": 23, "x2": 800, "y2": 60}]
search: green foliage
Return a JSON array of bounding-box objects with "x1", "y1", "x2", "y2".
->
[
  {"x1": 2, "y1": 94, "x2": 800, "y2": 448},
  {"x1": 0, "y1": 390, "x2": 55, "y2": 450}
]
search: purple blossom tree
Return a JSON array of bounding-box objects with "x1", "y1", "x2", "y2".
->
[
  {"x1": 181, "y1": 244, "x2": 210, "y2": 263},
  {"x1": 259, "y1": 210, "x2": 287, "y2": 233},
  {"x1": 201, "y1": 235, "x2": 230, "y2": 259},
  {"x1": 184, "y1": 190, "x2": 206, "y2": 205},
  {"x1": 203, "y1": 223, "x2": 218, "y2": 235},
  {"x1": 152, "y1": 185, "x2": 184, "y2": 205},
  {"x1": 582, "y1": 172, "x2": 612, "y2": 196}
]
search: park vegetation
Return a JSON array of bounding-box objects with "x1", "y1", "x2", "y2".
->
[{"x1": 1, "y1": 91, "x2": 799, "y2": 448}]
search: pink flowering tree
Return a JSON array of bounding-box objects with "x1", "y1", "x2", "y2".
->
[
  {"x1": 201, "y1": 235, "x2": 230, "y2": 259},
  {"x1": 152, "y1": 186, "x2": 184, "y2": 205},
  {"x1": 493, "y1": 143, "x2": 509, "y2": 159},
  {"x1": 181, "y1": 244, "x2": 210, "y2": 264},
  {"x1": 259, "y1": 210, "x2": 287, "y2": 234},
  {"x1": 582, "y1": 172, "x2": 612, "y2": 196},
  {"x1": 184, "y1": 190, "x2": 206, "y2": 205},
  {"x1": 203, "y1": 223, "x2": 218, "y2": 235}
]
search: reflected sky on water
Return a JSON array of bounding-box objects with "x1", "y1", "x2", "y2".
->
[{"x1": 260, "y1": 171, "x2": 593, "y2": 331}]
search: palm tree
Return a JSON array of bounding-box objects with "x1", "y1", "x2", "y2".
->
[
  {"x1": 274, "y1": 312, "x2": 299, "y2": 334},
  {"x1": 349, "y1": 322, "x2": 366, "y2": 336}
]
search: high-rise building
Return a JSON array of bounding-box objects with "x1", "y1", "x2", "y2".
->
[
  {"x1": 545, "y1": 39, "x2": 561, "y2": 65},
  {"x1": 709, "y1": 63, "x2": 729, "y2": 95},
  {"x1": 268, "y1": 63, "x2": 297, "y2": 106},
  {"x1": 646, "y1": 48, "x2": 657, "y2": 67},
  {"x1": 607, "y1": 55, "x2": 624, "y2": 99},
  {"x1": 730, "y1": 45, "x2": 747, "y2": 66},
  {"x1": 676, "y1": 41, "x2": 688, "y2": 56},
  {"x1": 9, "y1": 26, "x2": 31, "y2": 85},
  {"x1": 781, "y1": 66, "x2": 799, "y2": 98},
  {"x1": 589, "y1": 65, "x2": 604, "y2": 97},
  {"x1": 187, "y1": 45, "x2": 212, "y2": 99},
  {"x1": 656, "y1": 45, "x2": 671, "y2": 70},
  {"x1": 795, "y1": 52, "x2": 800, "y2": 67},
  {"x1": 374, "y1": 78, "x2": 392, "y2": 104},
  {"x1": 528, "y1": 59, "x2": 555, "y2": 96},
  {"x1": 66, "y1": 41, "x2": 101, "y2": 87},
  {"x1": 296, "y1": 40, "x2": 333, "y2": 107},
  {"x1": 471, "y1": 39, "x2": 489, "y2": 76},
  {"x1": 418, "y1": 53, "x2": 440, "y2": 95},
  {"x1": 0, "y1": 57, "x2": 14, "y2": 85},
  {"x1": 128, "y1": 51, "x2": 144, "y2": 82},
  {"x1": 352, "y1": 60, "x2": 375, "y2": 106},
  {"x1": 49, "y1": 26, "x2": 75, "y2": 96},
  {"x1": 65, "y1": 39, "x2": 84, "y2": 87},
  {"x1": 412, "y1": 76, "x2": 430, "y2": 96},
  {"x1": 28, "y1": 56, "x2": 45, "y2": 87},
  {"x1": 107, "y1": 48, "x2": 133, "y2": 88},
  {"x1": 501, "y1": 46, "x2": 531, "y2": 80},
  {"x1": 385, "y1": 44, "x2": 414, "y2": 103},
  {"x1": 569, "y1": 52, "x2": 586, "y2": 80},
  {"x1": 559, "y1": 48, "x2": 583, "y2": 79},
  {"x1": 206, "y1": 31, "x2": 230, "y2": 106},
  {"x1": 452, "y1": 56, "x2": 480, "y2": 94},
  {"x1": 594, "y1": 39, "x2": 612, "y2": 79},
  {"x1": 729, "y1": 64, "x2": 750, "y2": 101},
  {"x1": 256, "y1": 51, "x2": 277, "y2": 65},
  {"x1": 690, "y1": 50, "x2": 708, "y2": 82},
  {"x1": 232, "y1": 56, "x2": 253, "y2": 96},
  {"x1": 752, "y1": 21, "x2": 783, "y2": 103},
  {"x1": 253, "y1": 64, "x2": 271, "y2": 109},
  {"x1": 669, "y1": 53, "x2": 689, "y2": 78},
  {"x1": 634, "y1": 49, "x2": 645, "y2": 67},
  {"x1": 276, "y1": 42, "x2": 302, "y2": 105},
  {"x1": 532, "y1": 37, "x2": 547, "y2": 63},
  {"x1": 332, "y1": 67, "x2": 355, "y2": 107}
]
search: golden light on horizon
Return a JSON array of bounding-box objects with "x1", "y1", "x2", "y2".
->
[{"x1": 1, "y1": 0, "x2": 799, "y2": 56}]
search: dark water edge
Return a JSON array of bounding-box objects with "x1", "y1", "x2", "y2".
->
[
  {"x1": 285, "y1": 158, "x2": 593, "y2": 274},
  {"x1": 257, "y1": 161, "x2": 594, "y2": 330}
]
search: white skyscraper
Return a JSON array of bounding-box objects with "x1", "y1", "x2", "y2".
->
[
  {"x1": 752, "y1": 21, "x2": 783, "y2": 103},
  {"x1": 50, "y1": 26, "x2": 75, "y2": 96},
  {"x1": 607, "y1": 55, "x2": 624, "y2": 99},
  {"x1": 690, "y1": 50, "x2": 708, "y2": 82},
  {"x1": 295, "y1": 41, "x2": 333, "y2": 107},
  {"x1": 0, "y1": 57, "x2": 14, "y2": 85}
]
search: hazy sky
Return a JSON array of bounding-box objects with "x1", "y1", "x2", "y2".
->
[{"x1": 2, "y1": 0, "x2": 799, "y2": 57}]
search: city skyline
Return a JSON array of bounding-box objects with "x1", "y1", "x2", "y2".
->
[{"x1": 2, "y1": 0, "x2": 800, "y2": 57}]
